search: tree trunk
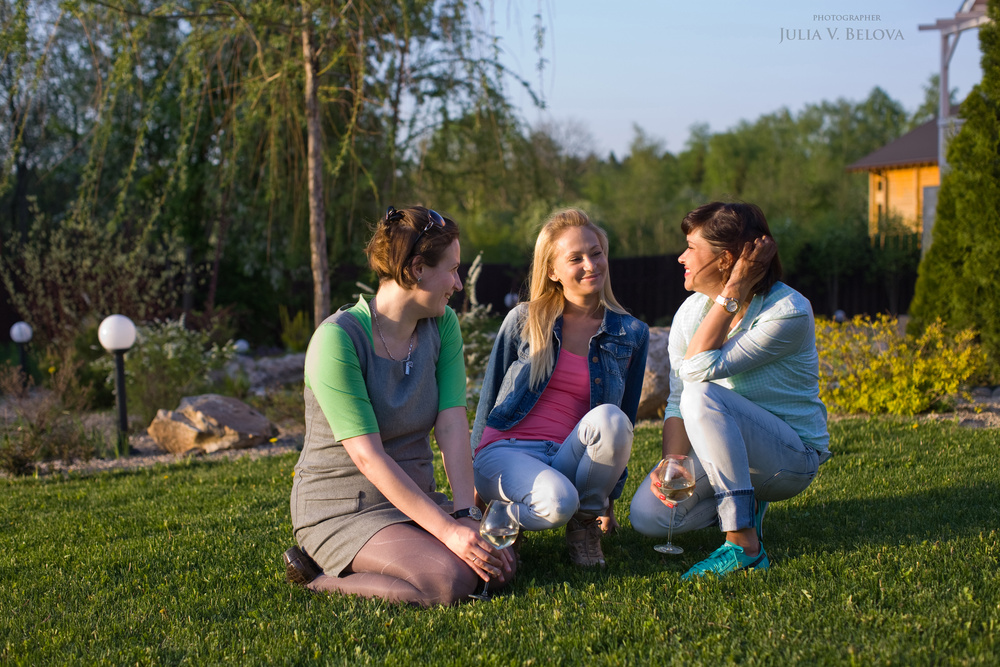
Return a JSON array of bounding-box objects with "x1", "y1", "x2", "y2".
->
[
  {"x1": 205, "y1": 190, "x2": 230, "y2": 318},
  {"x1": 302, "y1": 5, "x2": 330, "y2": 328},
  {"x1": 182, "y1": 244, "x2": 195, "y2": 315}
]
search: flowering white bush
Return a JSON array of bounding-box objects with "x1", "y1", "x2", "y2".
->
[{"x1": 94, "y1": 316, "x2": 235, "y2": 425}]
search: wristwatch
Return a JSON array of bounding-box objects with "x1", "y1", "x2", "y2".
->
[
  {"x1": 451, "y1": 507, "x2": 483, "y2": 521},
  {"x1": 714, "y1": 294, "x2": 740, "y2": 314}
]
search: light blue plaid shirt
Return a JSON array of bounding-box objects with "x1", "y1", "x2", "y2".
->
[{"x1": 665, "y1": 282, "x2": 830, "y2": 450}]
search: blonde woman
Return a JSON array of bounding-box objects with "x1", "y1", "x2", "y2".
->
[{"x1": 471, "y1": 209, "x2": 649, "y2": 567}]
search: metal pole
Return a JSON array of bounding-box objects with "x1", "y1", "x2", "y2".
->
[
  {"x1": 17, "y1": 342, "x2": 29, "y2": 390},
  {"x1": 114, "y1": 349, "x2": 129, "y2": 457}
]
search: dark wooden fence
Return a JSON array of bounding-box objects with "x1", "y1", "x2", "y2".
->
[
  {"x1": 2, "y1": 254, "x2": 917, "y2": 346},
  {"x1": 463, "y1": 256, "x2": 917, "y2": 325}
]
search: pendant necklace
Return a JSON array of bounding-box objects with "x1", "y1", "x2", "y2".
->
[{"x1": 371, "y1": 298, "x2": 415, "y2": 375}]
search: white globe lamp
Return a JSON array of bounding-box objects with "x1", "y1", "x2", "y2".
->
[
  {"x1": 10, "y1": 321, "x2": 32, "y2": 344},
  {"x1": 9, "y1": 321, "x2": 33, "y2": 388},
  {"x1": 99, "y1": 314, "x2": 137, "y2": 457},
  {"x1": 98, "y1": 314, "x2": 137, "y2": 352}
]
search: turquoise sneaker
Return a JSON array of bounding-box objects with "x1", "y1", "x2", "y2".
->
[
  {"x1": 754, "y1": 499, "x2": 769, "y2": 543},
  {"x1": 681, "y1": 541, "x2": 770, "y2": 580}
]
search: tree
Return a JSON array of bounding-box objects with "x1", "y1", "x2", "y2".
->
[
  {"x1": 409, "y1": 107, "x2": 592, "y2": 264},
  {"x1": 2, "y1": 1, "x2": 529, "y2": 341},
  {"x1": 1, "y1": 2, "x2": 191, "y2": 344},
  {"x1": 909, "y1": 0, "x2": 1000, "y2": 375},
  {"x1": 581, "y1": 125, "x2": 685, "y2": 256},
  {"x1": 908, "y1": 73, "x2": 959, "y2": 129},
  {"x1": 866, "y1": 214, "x2": 921, "y2": 316},
  {"x1": 300, "y1": 1, "x2": 329, "y2": 326},
  {"x1": 1, "y1": 2, "x2": 95, "y2": 246},
  {"x1": 172, "y1": 0, "x2": 523, "y2": 326},
  {"x1": 796, "y1": 213, "x2": 870, "y2": 317}
]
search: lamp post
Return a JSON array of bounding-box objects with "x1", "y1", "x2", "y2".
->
[
  {"x1": 98, "y1": 315, "x2": 137, "y2": 457},
  {"x1": 9, "y1": 321, "x2": 33, "y2": 389}
]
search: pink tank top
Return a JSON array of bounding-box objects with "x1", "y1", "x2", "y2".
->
[{"x1": 476, "y1": 349, "x2": 590, "y2": 455}]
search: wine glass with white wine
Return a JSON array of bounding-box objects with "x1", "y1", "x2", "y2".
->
[
  {"x1": 653, "y1": 455, "x2": 695, "y2": 555},
  {"x1": 468, "y1": 499, "x2": 520, "y2": 600}
]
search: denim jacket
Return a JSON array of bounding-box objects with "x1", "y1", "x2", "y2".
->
[{"x1": 472, "y1": 304, "x2": 650, "y2": 498}]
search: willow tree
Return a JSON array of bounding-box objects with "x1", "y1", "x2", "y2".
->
[
  {"x1": 0, "y1": 2, "x2": 192, "y2": 343},
  {"x1": 3, "y1": 0, "x2": 528, "y2": 337},
  {"x1": 171, "y1": 0, "x2": 524, "y2": 326},
  {"x1": 1, "y1": 1, "x2": 96, "y2": 246}
]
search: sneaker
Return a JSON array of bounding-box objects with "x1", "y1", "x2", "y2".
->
[
  {"x1": 566, "y1": 516, "x2": 606, "y2": 567},
  {"x1": 754, "y1": 499, "x2": 769, "y2": 543},
  {"x1": 681, "y1": 541, "x2": 769, "y2": 580}
]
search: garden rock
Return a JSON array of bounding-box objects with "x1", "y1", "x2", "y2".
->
[
  {"x1": 637, "y1": 327, "x2": 671, "y2": 420},
  {"x1": 223, "y1": 353, "x2": 305, "y2": 395},
  {"x1": 971, "y1": 386, "x2": 993, "y2": 402},
  {"x1": 147, "y1": 394, "x2": 278, "y2": 455}
]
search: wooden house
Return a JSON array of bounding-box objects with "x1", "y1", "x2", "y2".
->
[{"x1": 846, "y1": 120, "x2": 940, "y2": 240}]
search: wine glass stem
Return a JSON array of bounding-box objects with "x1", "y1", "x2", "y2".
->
[{"x1": 666, "y1": 505, "x2": 676, "y2": 546}]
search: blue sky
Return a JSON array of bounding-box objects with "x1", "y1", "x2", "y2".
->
[{"x1": 488, "y1": 1, "x2": 987, "y2": 157}]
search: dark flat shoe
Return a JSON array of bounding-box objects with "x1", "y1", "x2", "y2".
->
[{"x1": 283, "y1": 546, "x2": 323, "y2": 586}]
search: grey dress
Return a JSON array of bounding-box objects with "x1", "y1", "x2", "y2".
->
[{"x1": 290, "y1": 307, "x2": 451, "y2": 575}]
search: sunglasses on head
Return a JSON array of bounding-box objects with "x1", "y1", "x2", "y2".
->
[{"x1": 385, "y1": 206, "x2": 446, "y2": 259}]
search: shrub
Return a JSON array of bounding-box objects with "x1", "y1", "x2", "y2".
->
[
  {"x1": 458, "y1": 253, "x2": 502, "y2": 421},
  {"x1": 279, "y1": 306, "x2": 312, "y2": 353},
  {"x1": 245, "y1": 386, "x2": 305, "y2": 429},
  {"x1": 94, "y1": 317, "x2": 236, "y2": 426},
  {"x1": 459, "y1": 303, "x2": 499, "y2": 418},
  {"x1": 816, "y1": 314, "x2": 986, "y2": 416},
  {"x1": 0, "y1": 215, "x2": 183, "y2": 347},
  {"x1": 0, "y1": 353, "x2": 108, "y2": 476},
  {"x1": 63, "y1": 321, "x2": 117, "y2": 409},
  {"x1": 908, "y1": 0, "x2": 1000, "y2": 379}
]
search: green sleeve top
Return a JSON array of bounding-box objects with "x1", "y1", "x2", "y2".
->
[{"x1": 303, "y1": 296, "x2": 466, "y2": 441}]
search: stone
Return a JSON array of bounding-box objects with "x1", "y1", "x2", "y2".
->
[
  {"x1": 220, "y1": 353, "x2": 305, "y2": 394},
  {"x1": 147, "y1": 394, "x2": 278, "y2": 455},
  {"x1": 637, "y1": 327, "x2": 671, "y2": 420},
  {"x1": 971, "y1": 386, "x2": 993, "y2": 402}
]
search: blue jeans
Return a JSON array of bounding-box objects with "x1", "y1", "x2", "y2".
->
[
  {"x1": 630, "y1": 382, "x2": 827, "y2": 537},
  {"x1": 473, "y1": 404, "x2": 633, "y2": 531}
]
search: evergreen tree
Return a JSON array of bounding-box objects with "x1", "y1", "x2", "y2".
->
[{"x1": 909, "y1": 0, "x2": 1000, "y2": 374}]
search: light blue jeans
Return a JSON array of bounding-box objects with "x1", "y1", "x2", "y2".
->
[
  {"x1": 473, "y1": 404, "x2": 633, "y2": 531},
  {"x1": 630, "y1": 382, "x2": 828, "y2": 537}
]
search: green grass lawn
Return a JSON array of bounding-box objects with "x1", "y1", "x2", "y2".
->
[{"x1": 2, "y1": 418, "x2": 999, "y2": 665}]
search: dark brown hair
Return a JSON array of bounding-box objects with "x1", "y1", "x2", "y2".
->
[
  {"x1": 681, "y1": 202, "x2": 782, "y2": 297},
  {"x1": 365, "y1": 206, "x2": 460, "y2": 287}
]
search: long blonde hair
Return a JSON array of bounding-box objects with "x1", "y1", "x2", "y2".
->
[{"x1": 524, "y1": 208, "x2": 627, "y2": 389}]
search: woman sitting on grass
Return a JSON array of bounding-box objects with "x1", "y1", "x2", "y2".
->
[
  {"x1": 472, "y1": 208, "x2": 648, "y2": 567},
  {"x1": 283, "y1": 206, "x2": 514, "y2": 606},
  {"x1": 629, "y1": 202, "x2": 830, "y2": 579}
]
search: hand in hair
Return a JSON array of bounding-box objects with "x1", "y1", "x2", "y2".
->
[{"x1": 728, "y1": 235, "x2": 776, "y2": 293}]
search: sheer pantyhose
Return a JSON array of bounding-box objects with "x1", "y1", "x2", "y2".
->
[{"x1": 306, "y1": 523, "x2": 491, "y2": 607}]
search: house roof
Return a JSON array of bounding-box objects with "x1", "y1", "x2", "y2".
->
[{"x1": 846, "y1": 120, "x2": 939, "y2": 172}]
